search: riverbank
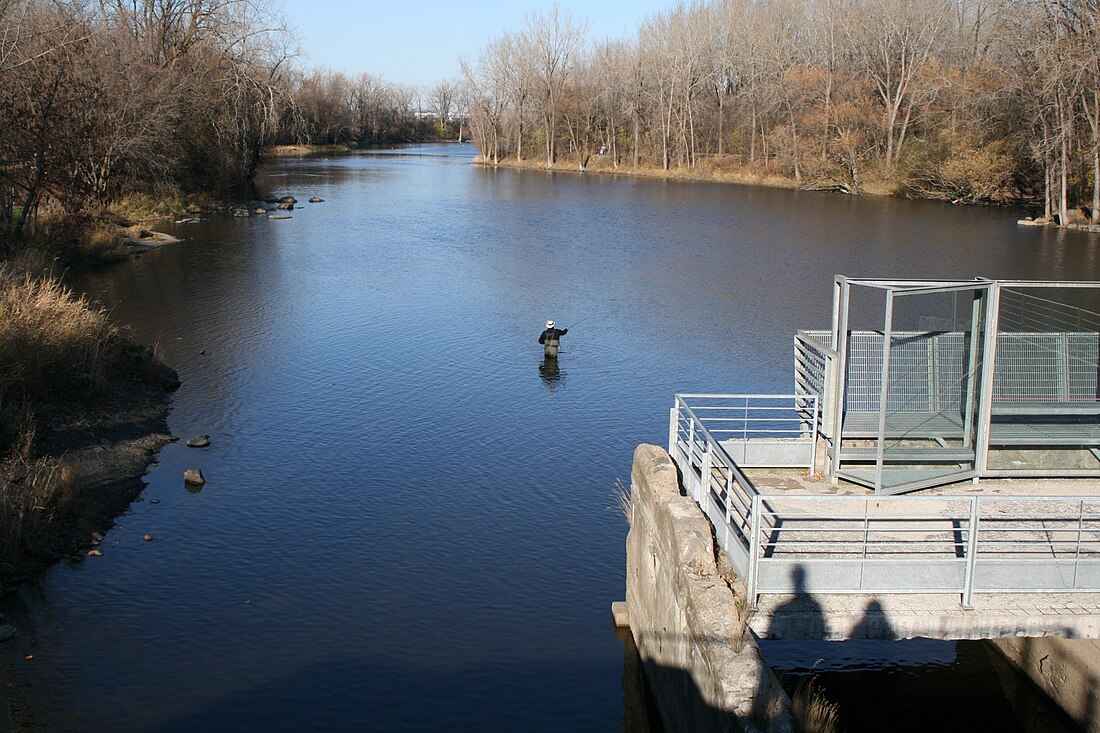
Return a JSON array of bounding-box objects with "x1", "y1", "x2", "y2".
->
[
  {"x1": 477, "y1": 154, "x2": 903, "y2": 198},
  {"x1": 0, "y1": 269, "x2": 179, "y2": 585}
]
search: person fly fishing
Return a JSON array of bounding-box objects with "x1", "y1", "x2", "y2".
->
[{"x1": 538, "y1": 320, "x2": 568, "y2": 358}]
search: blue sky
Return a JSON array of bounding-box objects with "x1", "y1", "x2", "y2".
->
[{"x1": 279, "y1": 0, "x2": 674, "y2": 88}]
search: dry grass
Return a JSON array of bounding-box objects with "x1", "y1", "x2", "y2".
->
[
  {"x1": 789, "y1": 676, "x2": 841, "y2": 733},
  {"x1": 264, "y1": 144, "x2": 353, "y2": 157},
  {"x1": 0, "y1": 266, "x2": 120, "y2": 451},
  {"x1": 0, "y1": 266, "x2": 128, "y2": 568},
  {"x1": 0, "y1": 455, "x2": 71, "y2": 566},
  {"x1": 611, "y1": 477, "x2": 632, "y2": 524},
  {"x1": 478, "y1": 153, "x2": 909, "y2": 198},
  {"x1": 113, "y1": 182, "x2": 212, "y2": 222}
]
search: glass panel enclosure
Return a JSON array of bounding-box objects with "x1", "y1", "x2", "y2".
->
[
  {"x1": 826, "y1": 277, "x2": 1100, "y2": 491},
  {"x1": 834, "y1": 282, "x2": 990, "y2": 493},
  {"x1": 985, "y1": 286, "x2": 1100, "y2": 475},
  {"x1": 878, "y1": 285, "x2": 988, "y2": 492}
]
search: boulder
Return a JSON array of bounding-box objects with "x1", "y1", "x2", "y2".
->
[
  {"x1": 184, "y1": 469, "x2": 205, "y2": 486},
  {"x1": 267, "y1": 214, "x2": 292, "y2": 220},
  {"x1": 186, "y1": 434, "x2": 210, "y2": 448},
  {"x1": 277, "y1": 201, "x2": 294, "y2": 210},
  {"x1": 279, "y1": 195, "x2": 298, "y2": 204},
  {"x1": 309, "y1": 196, "x2": 324, "y2": 203}
]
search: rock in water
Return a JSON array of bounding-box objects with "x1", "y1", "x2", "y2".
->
[
  {"x1": 309, "y1": 196, "x2": 324, "y2": 203},
  {"x1": 143, "y1": 535, "x2": 153, "y2": 542},
  {"x1": 186, "y1": 434, "x2": 210, "y2": 448},
  {"x1": 278, "y1": 195, "x2": 298, "y2": 204},
  {"x1": 0, "y1": 626, "x2": 16, "y2": 643},
  {"x1": 184, "y1": 469, "x2": 205, "y2": 485}
]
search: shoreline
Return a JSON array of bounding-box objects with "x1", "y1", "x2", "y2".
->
[
  {"x1": 1, "y1": 348, "x2": 179, "y2": 585},
  {"x1": 472, "y1": 155, "x2": 1064, "y2": 221}
]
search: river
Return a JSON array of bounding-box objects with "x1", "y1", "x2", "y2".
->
[{"x1": 1, "y1": 144, "x2": 1097, "y2": 732}]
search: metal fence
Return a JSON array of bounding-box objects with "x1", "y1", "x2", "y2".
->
[
  {"x1": 669, "y1": 396, "x2": 1100, "y2": 608},
  {"x1": 750, "y1": 494, "x2": 1100, "y2": 608},
  {"x1": 673, "y1": 394, "x2": 818, "y2": 472}
]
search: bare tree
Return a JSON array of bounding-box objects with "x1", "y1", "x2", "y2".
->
[
  {"x1": 524, "y1": 5, "x2": 586, "y2": 168},
  {"x1": 429, "y1": 78, "x2": 459, "y2": 139}
]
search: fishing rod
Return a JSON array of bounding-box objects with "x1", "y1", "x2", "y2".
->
[{"x1": 563, "y1": 315, "x2": 593, "y2": 330}]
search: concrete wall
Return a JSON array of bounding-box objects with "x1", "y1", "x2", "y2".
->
[
  {"x1": 625, "y1": 444, "x2": 794, "y2": 733},
  {"x1": 990, "y1": 636, "x2": 1100, "y2": 733}
]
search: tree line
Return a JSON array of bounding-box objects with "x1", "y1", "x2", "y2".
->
[
  {"x1": 462, "y1": 1, "x2": 1100, "y2": 222},
  {"x1": 7, "y1": 0, "x2": 1100, "y2": 238},
  {"x1": 0, "y1": 0, "x2": 457, "y2": 243}
]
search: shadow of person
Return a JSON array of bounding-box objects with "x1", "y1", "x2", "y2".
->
[
  {"x1": 765, "y1": 565, "x2": 826, "y2": 640},
  {"x1": 851, "y1": 599, "x2": 896, "y2": 640},
  {"x1": 539, "y1": 356, "x2": 564, "y2": 390},
  {"x1": 753, "y1": 565, "x2": 830, "y2": 729}
]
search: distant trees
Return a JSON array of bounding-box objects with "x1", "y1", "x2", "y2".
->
[
  {"x1": 461, "y1": 0, "x2": 1100, "y2": 218},
  {"x1": 0, "y1": 0, "x2": 294, "y2": 233},
  {"x1": 283, "y1": 69, "x2": 460, "y2": 147}
]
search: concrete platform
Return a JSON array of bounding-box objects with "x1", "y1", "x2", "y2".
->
[{"x1": 741, "y1": 469, "x2": 1100, "y2": 641}]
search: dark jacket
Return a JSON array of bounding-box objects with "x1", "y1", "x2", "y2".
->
[{"x1": 538, "y1": 327, "x2": 568, "y2": 344}]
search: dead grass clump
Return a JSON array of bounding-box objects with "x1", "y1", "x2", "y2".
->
[
  {"x1": 611, "y1": 477, "x2": 632, "y2": 524},
  {"x1": 0, "y1": 455, "x2": 71, "y2": 566},
  {"x1": 0, "y1": 266, "x2": 120, "y2": 448},
  {"x1": 113, "y1": 181, "x2": 210, "y2": 222},
  {"x1": 790, "y1": 676, "x2": 840, "y2": 733}
]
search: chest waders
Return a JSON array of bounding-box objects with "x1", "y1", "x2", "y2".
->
[{"x1": 543, "y1": 336, "x2": 560, "y2": 358}]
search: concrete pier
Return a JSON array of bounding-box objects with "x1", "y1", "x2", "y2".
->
[
  {"x1": 623, "y1": 444, "x2": 794, "y2": 733},
  {"x1": 622, "y1": 443, "x2": 1100, "y2": 731}
]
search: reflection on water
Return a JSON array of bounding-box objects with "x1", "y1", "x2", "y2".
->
[
  {"x1": 539, "y1": 356, "x2": 565, "y2": 390},
  {"x1": 0, "y1": 144, "x2": 1097, "y2": 731}
]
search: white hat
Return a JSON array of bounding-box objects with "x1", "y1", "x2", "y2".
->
[{"x1": 546, "y1": 320, "x2": 555, "y2": 328}]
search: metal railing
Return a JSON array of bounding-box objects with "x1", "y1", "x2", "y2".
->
[
  {"x1": 670, "y1": 395, "x2": 761, "y2": 572},
  {"x1": 674, "y1": 394, "x2": 819, "y2": 473},
  {"x1": 668, "y1": 396, "x2": 1100, "y2": 609},
  {"x1": 751, "y1": 494, "x2": 1100, "y2": 608}
]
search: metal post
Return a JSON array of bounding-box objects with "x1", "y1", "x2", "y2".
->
[
  {"x1": 829, "y1": 278, "x2": 850, "y2": 484},
  {"x1": 722, "y1": 463, "x2": 735, "y2": 553},
  {"x1": 687, "y1": 418, "x2": 697, "y2": 499},
  {"x1": 962, "y1": 289, "x2": 982, "y2": 449},
  {"x1": 875, "y1": 291, "x2": 896, "y2": 493},
  {"x1": 962, "y1": 497, "x2": 980, "y2": 609},
  {"x1": 748, "y1": 494, "x2": 762, "y2": 610},
  {"x1": 701, "y1": 440, "x2": 713, "y2": 514},
  {"x1": 860, "y1": 497, "x2": 870, "y2": 591},
  {"x1": 808, "y1": 396, "x2": 819, "y2": 474},
  {"x1": 975, "y1": 283, "x2": 1000, "y2": 477},
  {"x1": 1075, "y1": 499, "x2": 1085, "y2": 590},
  {"x1": 669, "y1": 405, "x2": 679, "y2": 459}
]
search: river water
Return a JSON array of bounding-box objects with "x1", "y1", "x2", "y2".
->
[{"x1": 2, "y1": 144, "x2": 1098, "y2": 732}]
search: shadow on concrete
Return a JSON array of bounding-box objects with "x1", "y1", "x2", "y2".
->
[
  {"x1": 765, "y1": 566, "x2": 825, "y2": 640},
  {"x1": 631, "y1": 628, "x2": 788, "y2": 733},
  {"x1": 850, "y1": 599, "x2": 896, "y2": 640},
  {"x1": 616, "y1": 627, "x2": 667, "y2": 733},
  {"x1": 984, "y1": 636, "x2": 1098, "y2": 733}
]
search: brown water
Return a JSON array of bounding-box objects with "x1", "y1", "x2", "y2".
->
[{"x1": 0, "y1": 144, "x2": 1097, "y2": 732}]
